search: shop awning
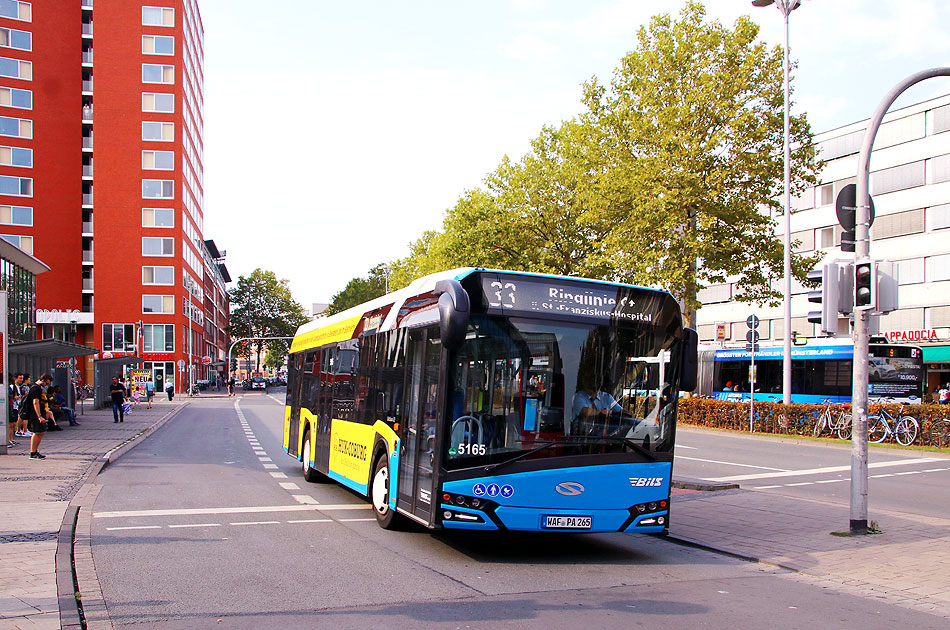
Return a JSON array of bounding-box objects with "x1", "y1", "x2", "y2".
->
[{"x1": 922, "y1": 345, "x2": 950, "y2": 363}]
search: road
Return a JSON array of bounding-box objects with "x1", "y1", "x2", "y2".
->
[
  {"x1": 87, "y1": 394, "x2": 947, "y2": 628},
  {"x1": 673, "y1": 426, "x2": 950, "y2": 520}
]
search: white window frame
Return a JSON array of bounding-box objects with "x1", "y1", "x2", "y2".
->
[
  {"x1": 0, "y1": 27, "x2": 31, "y2": 51},
  {"x1": 0, "y1": 144, "x2": 30, "y2": 167},
  {"x1": 0, "y1": 114, "x2": 29, "y2": 138},
  {"x1": 142, "y1": 6, "x2": 174, "y2": 27},
  {"x1": 142, "y1": 236, "x2": 174, "y2": 257},
  {"x1": 142, "y1": 150, "x2": 174, "y2": 170},
  {"x1": 0, "y1": 174, "x2": 30, "y2": 196},
  {"x1": 142, "y1": 121, "x2": 173, "y2": 142},
  {"x1": 0, "y1": 204, "x2": 31, "y2": 226},
  {"x1": 0, "y1": 86, "x2": 31, "y2": 109},
  {"x1": 142, "y1": 294, "x2": 175, "y2": 314},
  {"x1": 142, "y1": 63, "x2": 174, "y2": 85},
  {"x1": 0, "y1": 56, "x2": 30, "y2": 80},
  {"x1": 142, "y1": 207, "x2": 174, "y2": 228},
  {"x1": 142, "y1": 92, "x2": 174, "y2": 113},
  {"x1": 0, "y1": 1, "x2": 30, "y2": 22},
  {"x1": 142, "y1": 35, "x2": 174, "y2": 56},
  {"x1": 142, "y1": 179, "x2": 174, "y2": 199},
  {"x1": 142, "y1": 323, "x2": 174, "y2": 352},
  {"x1": 142, "y1": 265, "x2": 175, "y2": 285},
  {"x1": 0, "y1": 233, "x2": 31, "y2": 253}
]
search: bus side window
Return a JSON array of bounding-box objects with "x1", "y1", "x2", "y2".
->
[{"x1": 377, "y1": 329, "x2": 405, "y2": 423}]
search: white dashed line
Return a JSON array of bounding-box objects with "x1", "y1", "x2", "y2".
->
[
  {"x1": 105, "y1": 526, "x2": 161, "y2": 531},
  {"x1": 168, "y1": 523, "x2": 222, "y2": 529},
  {"x1": 279, "y1": 483, "x2": 300, "y2": 490},
  {"x1": 231, "y1": 521, "x2": 280, "y2": 526},
  {"x1": 263, "y1": 464, "x2": 279, "y2": 470},
  {"x1": 269, "y1": 472, "x2": 288, "y2": 478},
  {"x1": 709, "y1": 457, "x2": 942, "y2": 482},
  {"x1": 288, "y1": 519, "x2": 332, "y2": 524},
  {"x1": 339, "y1": 518, "x2": 376, "y2": 523},
  {"x1": 259, "y1": 457, "x2": 272, "y2": 462},
  {"x1": 292, "y1": 495, "x2": 318, "y2": 505}
]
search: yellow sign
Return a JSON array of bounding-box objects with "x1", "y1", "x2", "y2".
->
[
  {"x1": 290, "y1": 315, "x2": 362, "y2": 354},
  {"x1": 130, "y1": 370, "x2": 150, "y2": 386}
]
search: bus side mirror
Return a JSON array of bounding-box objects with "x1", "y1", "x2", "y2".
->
[
  {"x1": 680, "y1": 328, "x2": 698, "y2": 392},
  {"x1": 434, "y1": 279, "x2": 470, "y2": 350}
]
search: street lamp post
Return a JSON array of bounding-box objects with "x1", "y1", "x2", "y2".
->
[{"x1": 753, "y1": 0, "x2": 800, "y2": 405}]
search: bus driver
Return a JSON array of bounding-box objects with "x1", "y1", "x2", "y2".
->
[{"x1": 571, "y1": 374, "x2": 622, "y2": 421}]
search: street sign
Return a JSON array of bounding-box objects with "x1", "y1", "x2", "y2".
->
[
  {"x1": 746, "y1": 330, "x2": 760, "y2": 343},
  {"x1": 745, "y1": 343, "x2": 760, "y2": 352},
  {"x1": 746, "y1": 315, "x2": 760, "y2": 329},
  {"x1": 836, "y1": 184, "x2": 876, "y2": 253},
  {"x1": 177, "y1": 359, "x2": 185, "y2": 370},
  {"x1": 716, "y1": 323, "x2": 726, "y2": 340}
]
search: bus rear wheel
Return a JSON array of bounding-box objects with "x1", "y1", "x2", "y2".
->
[
  {"x1": 371, "y1": 455, "x2": 399, "y2": 529},
  {"x1": 301, "y1": 431, "x2": 320, "y2": 483}
]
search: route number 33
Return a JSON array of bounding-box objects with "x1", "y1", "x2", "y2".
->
[{"x1": 488, "y1": 281, "x2": 517, "y2": 308}]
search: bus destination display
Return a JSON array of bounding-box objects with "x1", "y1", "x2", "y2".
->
[{"x1": 479, "y1": 275, "x2": 654, "y2": 323}]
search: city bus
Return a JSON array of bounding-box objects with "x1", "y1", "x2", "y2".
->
[
  {"x1": 696, "y1": 339, "x2": 923, "y2": 404},
  {"x1": 283, "y1": 268, "x2": 697, "y2": 534}
]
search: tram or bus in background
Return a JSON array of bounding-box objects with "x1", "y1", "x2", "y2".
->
[
  {"x1": 696, "y1": 339, "x2": 923, "y2": 404},
  {"x1": 283, "y1": 268, "x2": 697, "y2": 534}
]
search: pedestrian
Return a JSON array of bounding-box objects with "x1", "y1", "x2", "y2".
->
[
  {"x1": 145, "y1": 378, "x2": 154, "y2": 408},
  {"x1": 939, "y1": 383, "x2": 950, "y2": 405},
  {"x1": 110, "y1": 376, "x2": 126, "y2": 422},
  {"x1": 7, "y1": 372, "x2": 22, "y2": 448},
  {"x1": 165, "y1": 379, "x2": 174, "y2": 401},
  {"x1": 50, "y1": 385, "x2": 79, "y2": 426},
  {"x1": 16, "y1": 373, "x2": 32, "y2": 439},
  {"x1": 228, "y1": 374, "x2": 235, "y2": 397},
  {"x1": 23, "y1": 373, "x2": 54, "y2": 459}
]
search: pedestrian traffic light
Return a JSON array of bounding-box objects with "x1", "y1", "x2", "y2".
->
[
  {"x1": 807, "y1": 262, "x2": 840, "y2": 335},
  {"x1": 854, "y1": 259, "x2": 877, "y2": 311}
]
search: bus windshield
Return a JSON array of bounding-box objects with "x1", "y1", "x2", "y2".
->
[{"x1": 445, "y1": 314, "x2": 681, "y2": 469}]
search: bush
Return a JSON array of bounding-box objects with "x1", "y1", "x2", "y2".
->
[{"x1": 678, "y1": 398, "x2": 950, "y2": 447}]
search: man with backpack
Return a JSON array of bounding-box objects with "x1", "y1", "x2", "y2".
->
[{"x1": 21, "y1": 373, "x2": 54, "y2": 459}]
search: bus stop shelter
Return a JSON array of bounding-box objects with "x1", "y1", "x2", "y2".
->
[{"x1": 93, "y1": 356, "x2": 144, "y2": 408}]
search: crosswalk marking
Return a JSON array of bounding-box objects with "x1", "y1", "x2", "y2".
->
[{"x1": 710, "y1": 457, "x2": 941, "y2": 482}]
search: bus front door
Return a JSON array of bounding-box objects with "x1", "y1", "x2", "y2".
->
[
  {"x1": 286, "y1": 353, "x2": 304, "y2": 457},
  {"x1": 397, "y1": 329, "x2": 440, "y2": 524}
]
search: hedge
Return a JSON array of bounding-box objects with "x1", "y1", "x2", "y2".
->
[{"x1": 677, "y1": 398, "x2": 950, "y2": 447}]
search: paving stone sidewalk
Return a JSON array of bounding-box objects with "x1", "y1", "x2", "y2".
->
[
  {"x1": 0, "y1": 398, "x2": 187, "y2": 630},
  {"x1": 669, "y1": 484, "x2": 950, "y2": 619}
]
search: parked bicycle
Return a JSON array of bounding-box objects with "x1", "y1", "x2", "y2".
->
[
  {"x1": 927, "y1": 418, "x2": 950, "y2": 448},
  {"x1": 868, "y1": 400, "x2": 919, "y2": 446},
  {"x1": 812, "y1": 400, "x2": 853, "y2": 440}
]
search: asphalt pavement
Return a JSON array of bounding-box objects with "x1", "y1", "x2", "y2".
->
[{"x1": 1, "y1": 396, "x2": 949, "y2": 628}]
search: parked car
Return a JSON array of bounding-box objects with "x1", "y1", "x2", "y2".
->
[
  {"x1": 250, "y1": 376, "x2": 267, "y2": 390},
  {"x1": 196, "y1": 379, "x2": 211, "y2": 390}
]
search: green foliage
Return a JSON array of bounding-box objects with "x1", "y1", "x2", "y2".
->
[
  {"x1": 326, "y1": 263, "x2": 390, "y2": 316},
  {"x1": 227, "y1": 268, "x2": 308, "y2": 373}
]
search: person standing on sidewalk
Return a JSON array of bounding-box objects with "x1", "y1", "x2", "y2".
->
[
  {"x1": 145, "y1": 378, "x2": 154, "y2": 409},
  {"x1": 7, "y1": 372, "x2": 22, "y2": 447},
  {"x1": 24, "y1": 373, "x2": 53, "y2": 459},
  {"x1": 110, "y1": 376, "x2": 126, "y2": 423},
  {"x1": 228, "y1": 374, "x2": 235, "y2": 397},
  {"x1": 16, "y1": 373, "x2": 32, "y2": 439}
]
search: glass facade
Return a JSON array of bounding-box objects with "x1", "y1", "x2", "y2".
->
[{"x1": 0, "y1": 253, "x2": 36, "y2": 342}]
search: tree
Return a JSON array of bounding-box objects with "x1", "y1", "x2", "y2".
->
[
  {"x1": 578, "y1": 1, "x2": 821, "y2": 325},
  {"x1": 227, "y1": 268, "x2": 308, "y2": 374},
  {"x1": 325, "y1": 263, "x2": 390, "y2": 316}
]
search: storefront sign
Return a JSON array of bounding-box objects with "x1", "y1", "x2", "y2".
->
[
  {"x1": 883, "y1": 329, "x2": 941, "y2": 343},
  {"x1": 36, "y1": 309, "x2": 95, "y2": 324},
  {"x1": 143, "y1": 353, "x2": 174, "y2": 361}
]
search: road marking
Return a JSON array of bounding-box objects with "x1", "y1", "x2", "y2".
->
[
  {"x1": 94, "y1": 504, "x2": 372, "y2": 518},
  {"x1": 168, "y1": 523, "x2": 222, "y2": 529},
  {"x1": 755, "y1": 485, "x2": 783, "y2": 489},
  {"x1": 339, "y1": 518, "x2": 376, "y2": 523},
  {"x1": 676, "y1": 444, "x2": 698, "y2": 450},
  {"x1": 707, "y1": 457, "x2": 941, "y2": 482},
  {"x1": 279, "y1": 482, "x2": 300, "y2": 490},
  {"x1": 816, "y1": 479, "x2": 845, "y2": 484},
  {"x1": 288, "y1": 519, "x2": 332, "y2": 524},
  {"x1": 231, "y1": 521, "x2": 280, "y2": 526},
  {"x1": 292, "y1": 495, "x2": 318, "y2": 504},
  {"x1": 675, "y1": 455, "x2": 787, "y2": 472},
  {"x1": 263, "y1": 464, "x2": 279, "y2": 470},
  {"x1": 270, "y1": 472, "x2": 288, "y2": 478},
  {"x1": 259, "y1": 457, "x2": 272, "y2": 462},
  {"x1": 105, "y1": 525, "x2": 161, "y2": 531},
  {"x1": 785, "y1": 482, "x2": 812, "y2": 486}
]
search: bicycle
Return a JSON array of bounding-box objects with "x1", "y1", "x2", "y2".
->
[
  {"x1": 867, "y1": 400, "x2": 919, "y2": 446},
  {"x1": 926, "y1": 418, "x2": 950, "y2": 448},
  {"x1": 812, "y1": 400, "x2": 853, "y2": 440}
]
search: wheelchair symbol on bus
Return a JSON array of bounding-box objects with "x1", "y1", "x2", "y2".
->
[{"x1": 473, "y1": 483, "x2": 487, "y2": 496}]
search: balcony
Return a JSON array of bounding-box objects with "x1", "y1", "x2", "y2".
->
[
  {"x1": 82, "y1": 164, "x2": 93, "y2": 178},
  {"x1": 82, "y1": 50, "x2": 93, "y2": 65},
  {"x1": 82, "y1": 193, "x2": 93, "y2": 206},
  {"x1": 82, "y1": 250, "x2": 94, "y2": 263},
  {"x1": 81, "y1": 221, "x2": 93, "y2": 234},
  {"x1": 81, "y1": 22, "x2": 93, "y2": 37},
  {"x1": 82, "y1": 104, "x2": 93, "y2": 121},
  {"x1": 82, "y1": 135, "x2": 93, "y2": 150},
  {"x1": 82, "y1": 278, "x2": 94, "y2": 291},
  {"x1": 81, "y1": 80, "x2": 93, "y2": 93},
  {"x1": 81, "y1": 0, "x2": 93, "y2": 8}
]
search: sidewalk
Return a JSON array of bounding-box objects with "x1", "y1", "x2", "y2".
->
[
  {"x1": 669, "y1": 478, "x2": 950, "y2": 618},
  {"x1": 0, "y1": 398, "x2": 187, "y2": 630}
]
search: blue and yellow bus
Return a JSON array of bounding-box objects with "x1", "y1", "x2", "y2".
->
[{"x1": 283, "y1": 268, "x2": 697, "y2": 533}]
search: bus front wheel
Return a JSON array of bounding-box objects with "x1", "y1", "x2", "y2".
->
[
  {"x1": 371, "y1": 455, "x2": 399, "y2": 529},
  {"x1": 301, "y1": 431, "x2": 320, "y2": 483}
]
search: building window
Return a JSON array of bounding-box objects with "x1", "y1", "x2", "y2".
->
[
  {"x1": 897, "y1": 258, "x2": 924, "y2": 285},
  {"x1": 0, "y1": 56, "x2": 30, "y2": 80},
  {"x1": 1, "y1": 232, "x2": 31, "y2": 253},
  {"x1": 929, "y1": 203, "x2": 950, "y2": 231},
  {"x1": 101, "y1": 323, "x2": 136, "y2": 352},
  {"x1": 872, "y1": 161, "x2": 925, "y2": 195},
  {"x1": 0, "y1": 204, "x2": 30, "y2": 225},
  {"x1": 0, "y1": 27, "x2": 30, "y2": 51},
  {"x1": 143, "y1": 323, "x2": 174, "y2": 352},
  {"x1": 0, "y1": 1, "x2": 30, "y2": 22},
  {"x1": 0, "y1": 115, "x2": 30, "y2": 138},
  {"x1": 819, "y1": 183, "x2": 833, "y2": 206},
  {"x1": 929, "y1": 154, "x2": 950, "y2": 184},
  {"x1": 143, "y1": 179, "x2": 173, "y2": 199},
  {"x1": 926, "y1": 253, "x2": 950, "y2": 283},
  {"x1": 143, "y1": 265, "x2": 174, "y2": 285},
  {"x1": 0, "y1": 174, "x2": 30, "y2": 196},
  {"x1": 142, "y1": 92, "x2": 174, "y2": 113},
  {"x1": 791, "y1": 229, "x2": 815, "y2": 252},
  {"x1": 142, "y1": 236, "x2": 174, "y2": 256},
  {"x1": 142, "y1": 207, "x2": 174, "y2": 227},
  {"x1": 0, "y1": 144, "x2": 30, "y2": 167},
  {"x1": 817, "y1": 226, "x2": 835, "y2": 249},
  {"x1": 143, "y1": 35, "x2": 174, "y2": 55},
  {"x1": 870, "y1": 208, "x2": 925, "y2": 240},
  {"x1": 142, "y1": 64, "x2": 174, "y2": 84},
  {"x1": 0, "y1": 86, "x2": 30, "y2": 109},
  {"x1": 143, "y1": 294, "x2": 175, "y2": 314},
  {"x1": 142, "y1": 6, "x2": 174, "y2": 27},
  {"x1": 142, "y1": 121, "x2": 173, "y2": 141},
  {"x1": 142, "y1": 150, "x2": 174, "y2": 170}
]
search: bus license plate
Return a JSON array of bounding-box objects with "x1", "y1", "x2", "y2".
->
[{"x1": 543, "y1": 515, "x2": 591, "y2": 530}]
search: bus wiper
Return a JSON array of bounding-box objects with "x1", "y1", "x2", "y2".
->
[
  {"x1": 571, "y1": 435, "x2": 656, "y2": 462},
  {"x1": 484, "y1": 440, "x2": 558, "y2": 474}
]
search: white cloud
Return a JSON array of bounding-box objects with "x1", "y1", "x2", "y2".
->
[{"x1": 499, "y1": 33, "x2": 558, "y2": 62}]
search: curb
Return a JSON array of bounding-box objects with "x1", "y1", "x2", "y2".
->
[
  {"x1": 57, "y1": 403, "x2": 189, "y2": 629},
  {"x1": 672, "y1": 477, "x2": 740, "y2": 491}
]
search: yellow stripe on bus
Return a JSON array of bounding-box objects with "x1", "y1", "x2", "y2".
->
[{"x1": 289, "y1": 314, "x2": 362, "y2": 354}]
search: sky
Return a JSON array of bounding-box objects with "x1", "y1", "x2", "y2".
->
[{"x1": 198, "y1": 0, "x2": 950, "y2": 307}]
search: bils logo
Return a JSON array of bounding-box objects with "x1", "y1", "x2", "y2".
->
[{"x1": 629, "y1": 477, "x2": 664, "y2": 488}]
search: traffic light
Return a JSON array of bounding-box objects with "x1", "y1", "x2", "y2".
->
[
  {"x1": 853, "y1": 259, "x2": 877, "y2": 311},
  {"x1": 807, "y1": 262, "x2": 840, "y2": 335}
]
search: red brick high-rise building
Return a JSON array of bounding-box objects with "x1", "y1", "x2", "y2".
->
[{"x1": 0, "y1": 0, "x2": 230, "y2": 392}]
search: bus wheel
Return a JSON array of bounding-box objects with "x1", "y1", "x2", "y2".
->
[
  {"x1": 371, "y1": 455, "x2": 398, "y2": 529},
  {"x1": 301, "y1": 431, "x2": 319, "y2": 483}
]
